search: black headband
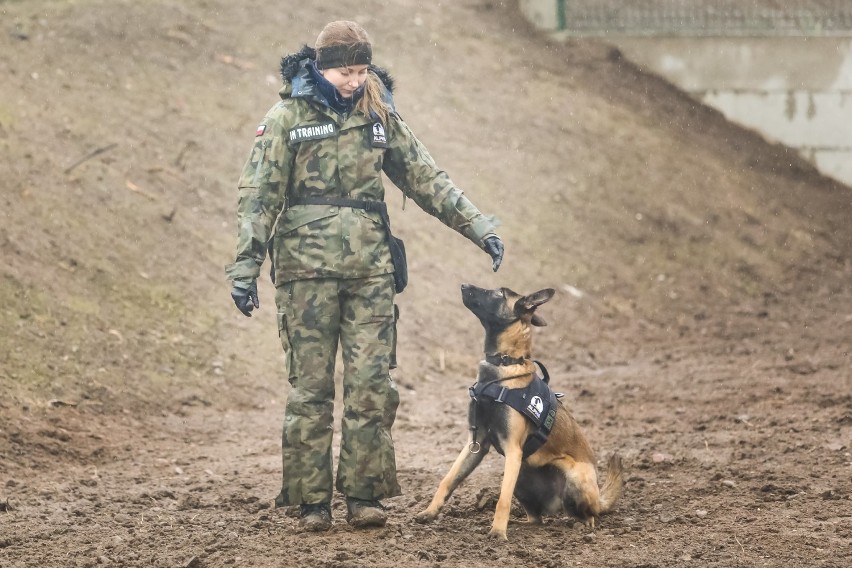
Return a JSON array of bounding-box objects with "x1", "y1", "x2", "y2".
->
[{"x1": 315, "y1": 42, "x2": 372, "y2": 70}]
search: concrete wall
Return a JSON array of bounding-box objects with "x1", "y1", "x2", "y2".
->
[
  {"x1": 518, "y1": 0, "x2": 560, "y2": 31},
  {"x1": 519, "y1": 0, "x2": 852, "y2": 37}
]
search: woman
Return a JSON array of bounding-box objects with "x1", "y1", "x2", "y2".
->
[{"x1": 225, "y1": 20, "x2": 504, "y2": 531}]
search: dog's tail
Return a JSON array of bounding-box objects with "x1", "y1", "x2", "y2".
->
[{"x1": 598, "y1": 453, "x2": 624, "y2": 513}]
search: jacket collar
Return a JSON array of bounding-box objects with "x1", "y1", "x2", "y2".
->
[{"x1": 280, "y1": 45, "x2": 396, "y2": 115}]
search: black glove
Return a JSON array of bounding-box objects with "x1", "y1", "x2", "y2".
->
[
  {"x1": 231, "y1": 280, "x2": 259, "y2": 317},
  {"x1": 484, "y1": 235, "x2": 504, "y2": 272}
]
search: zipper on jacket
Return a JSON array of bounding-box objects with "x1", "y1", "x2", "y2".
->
[{"x1": 252, "y1": 139, "x2": 270, "y2": 185}]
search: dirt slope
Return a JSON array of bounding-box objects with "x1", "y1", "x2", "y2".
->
[{"x1": 1, "y1": 1, "x2": 850, "y2": 567}]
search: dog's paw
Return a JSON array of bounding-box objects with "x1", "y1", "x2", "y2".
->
[
  {"x1": 487, "y1": 526, "x2": 509, "y2": 541},
  {"x1": 414, "y1": 510, "x2": 438, "y2": 524}
]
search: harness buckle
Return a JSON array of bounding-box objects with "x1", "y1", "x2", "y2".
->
[
  {"x1": 495, "y1": 386, "x2": 507, "y2": 403},
  {"x1": 468, "y1": 441, "x2": 481, "y2": 454}
]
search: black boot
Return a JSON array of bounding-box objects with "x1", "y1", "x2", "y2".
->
[
  {"x1": 299, "y1": 503, "x2": 332, "y2": 532},
  {"x1": 346, "y1": 497, "x2": 387, "y2": 528}
]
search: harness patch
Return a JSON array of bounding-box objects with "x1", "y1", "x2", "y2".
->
[
  {"x1": 527, "y1": 395, "x2": 544, "y2": 420},
  {"x1": 371, "y1": 122, "x2": 388, "y2": 148},
  {"x1": 543, "y1": 407, "x2": 556, "y2": 430},
  {"x1": 288, "y1": 122, "x2": 337, "y2": 144}
]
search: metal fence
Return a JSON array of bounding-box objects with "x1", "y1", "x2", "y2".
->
[{"x1": 556, "y1": 1, "x2": 852, "y2": 36}]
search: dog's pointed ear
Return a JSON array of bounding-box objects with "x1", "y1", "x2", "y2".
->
[{"x1": 516, "y1": 288, "x2": 555, "y2": 324}]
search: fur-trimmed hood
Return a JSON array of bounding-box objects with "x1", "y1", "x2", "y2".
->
[{"x1": 279, "y1": 45, "x2": 395, "y2": 94}]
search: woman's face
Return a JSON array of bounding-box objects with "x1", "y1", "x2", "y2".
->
[{"x1": 320, "y1": 64, "x2": 369, "y2": 98}]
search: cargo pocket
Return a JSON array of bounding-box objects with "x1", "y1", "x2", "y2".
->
[{"x1": 277, "y1": 310, "x2": 297, "y2": 383}]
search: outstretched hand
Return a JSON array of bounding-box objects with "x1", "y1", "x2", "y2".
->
[
  {"x1": 484, "y1": 236, "x2": 504, "y2": 272},
  {"x1": 231, "y1": 280, "x2": 259, "y2": 317}
]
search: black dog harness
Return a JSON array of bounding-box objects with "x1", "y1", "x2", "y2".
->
[{"x1": 468, "y1": 360, "x2": 560, "y2": 458}]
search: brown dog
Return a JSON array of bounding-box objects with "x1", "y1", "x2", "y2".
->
[{"x1": 415, "y1": 284, "x2": 624, "y2": 540}]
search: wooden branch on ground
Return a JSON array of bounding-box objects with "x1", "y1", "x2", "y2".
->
[{"x1": 64, "y1": 143, "x2": 118, "y2": 174}]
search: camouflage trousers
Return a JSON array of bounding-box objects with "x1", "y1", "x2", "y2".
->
[{"x1": 273, "y1": 274, "x2": 401, "y2": 507}]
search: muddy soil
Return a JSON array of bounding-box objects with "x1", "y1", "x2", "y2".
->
[{"x1": 1, "y1": 1, "x2": 850, "y2": 567}]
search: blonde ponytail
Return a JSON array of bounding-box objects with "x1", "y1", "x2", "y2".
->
[{"x1": 358, "y1": 71, "x2": 391, "y2": 125}]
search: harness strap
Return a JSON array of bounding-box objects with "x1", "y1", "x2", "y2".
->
[
  {"x1": 534, "y1": 360, "x2": 550, "y2": 384},
  {"x1": 467, "y1": 385, "x2": 481, "y2": 453}
]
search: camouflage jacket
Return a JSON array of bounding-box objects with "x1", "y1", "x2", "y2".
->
[{"x1": 225, "y1": 47, "x2": 498, "y2": 285}]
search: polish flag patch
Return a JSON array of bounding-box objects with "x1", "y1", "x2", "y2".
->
[{"x1": 255, "y1": 123, "x2": 267, "y2": 137}]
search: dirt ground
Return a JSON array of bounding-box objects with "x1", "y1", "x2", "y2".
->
[{"x1": 1, "y1": 1, "x2": 850, "y2": 567}]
